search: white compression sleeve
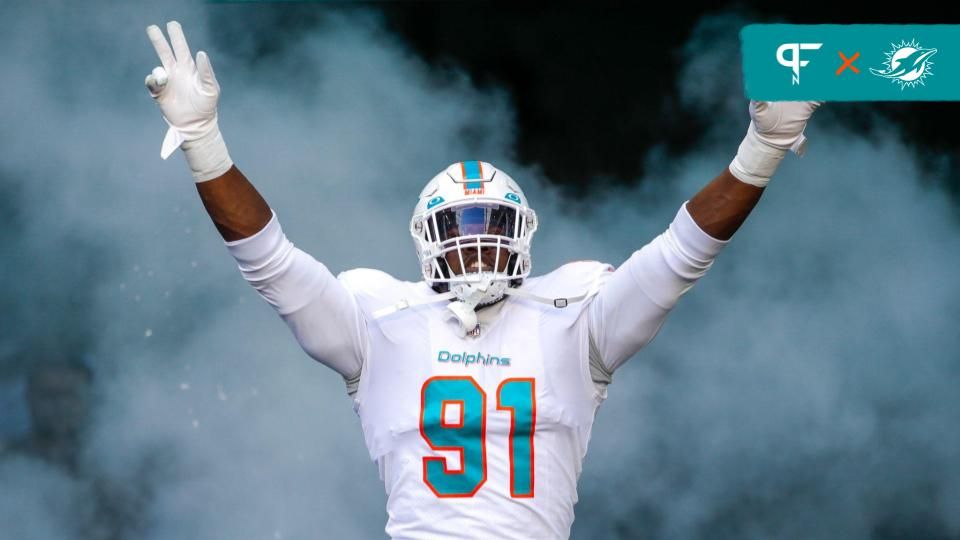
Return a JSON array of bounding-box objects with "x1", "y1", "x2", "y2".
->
[
  {"x1": 588, "y1": 201, "x2": 728, "y2": 374},
  {"x1": 225, "y1": 212, "x2": 367, "y2": 383}
]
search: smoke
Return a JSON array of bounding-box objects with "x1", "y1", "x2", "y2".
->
[
  {"x1": 570, "y1": 14, "x2": 960, "y2": 540},
  {"x1": 0, "y1": 2, "x2": 956, "y2": 539}
]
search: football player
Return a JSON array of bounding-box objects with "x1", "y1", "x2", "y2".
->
[{"x1": 144, "y1": 21, "x2": 821, "y2": 539}]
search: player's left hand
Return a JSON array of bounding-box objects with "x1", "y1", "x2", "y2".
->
[{"x1": 747, "y1": 100, "x2": 824, "y2": 156}]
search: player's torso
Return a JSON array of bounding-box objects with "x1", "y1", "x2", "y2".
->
[{"x1": 355, "y1": 293, "x2": 601, "y2": 540}]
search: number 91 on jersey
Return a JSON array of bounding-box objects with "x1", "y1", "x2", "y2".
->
[{"x1": 419, "y1": 376, "x2": 536, "y2": 498}]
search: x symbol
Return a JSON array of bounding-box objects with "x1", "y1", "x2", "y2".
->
[{"x1": 836, "y1": 51, "x2": 860, "y2": 75}]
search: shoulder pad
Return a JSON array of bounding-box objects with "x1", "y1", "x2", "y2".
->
[
  {"x1": 338, "y1": 268, "x2": 422, "y2": 318},
  {"x1": 519, "y1": 261, "x2": 614, "y2": 313}
]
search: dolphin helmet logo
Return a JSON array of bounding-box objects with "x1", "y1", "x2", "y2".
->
[
  {"x1": 870, "y1": 39, "x2": 937, "y2": 90},
  {"x1": 426, "y1": 196, "x2": 445, "y2": 210}
]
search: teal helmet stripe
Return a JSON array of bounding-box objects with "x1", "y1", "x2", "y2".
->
[{"x1": 461, "y1": 160, "x2": 483, "y2": 180}]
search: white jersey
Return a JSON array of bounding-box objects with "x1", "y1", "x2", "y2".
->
[
  {"x1": 225, "y1": 201, "x2": 728, "y2": 539},
  {"x1": 342, "y1": 261, "x2": 609, "y2": 539}
]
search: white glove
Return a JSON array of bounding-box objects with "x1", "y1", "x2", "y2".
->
[
  {"x1": 729, "y1": 100, "x2": 823, "y2": 188},
  {"x1": 145, "y1": 21, "x2": 233, "y2": 182}
]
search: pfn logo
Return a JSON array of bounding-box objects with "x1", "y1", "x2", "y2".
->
[{"x1": 777, "y1": 43, "x2": 823, "y2": 85}]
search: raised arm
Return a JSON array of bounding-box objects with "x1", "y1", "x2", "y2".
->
[
  {"x1": 144, "y1": 20, "x2": 270, "y2": 239},
  {"x1": 687, "y1": 100, "x2": 823, "y2": 239},
  {"x1": 143, "y1": 22, "x2": 366, "y2": 388},
  {"x1": 195, "y1": 166, "x2": 272, "y2": 241},
  {"x1": 588, "y1": 100, "x2": 823, "y2": 382},
  {"x1": 685, "y1": 167, "x2": 763, "y2": 241}
]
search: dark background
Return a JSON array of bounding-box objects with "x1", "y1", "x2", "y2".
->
[
  {"x1": 211, "y1": 1, "x2": 960, "y2": 195},
  {"x1": 1, "y1": 2, "x2": 958, "y2": 539}
]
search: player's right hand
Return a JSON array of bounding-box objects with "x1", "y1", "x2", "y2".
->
[{"x1": 145, "y1": 21, "x2": 221, "y2": 159}]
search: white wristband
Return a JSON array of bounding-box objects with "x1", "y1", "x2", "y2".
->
[
  {"x1": 180, "y1": 127, "x2": 234, "y2": 183},
  {"x1": 727, "y1": 127, "x2": 786, "y2": 188}
]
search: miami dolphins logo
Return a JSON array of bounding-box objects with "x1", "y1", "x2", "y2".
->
[
  {"x1": 870, "y1": 38, "x2": 937, "y2": 90},
  {"x1": 426, "y1": 196, "x2": 445, "y2": 210}
]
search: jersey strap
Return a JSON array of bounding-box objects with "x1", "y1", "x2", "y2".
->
[
  {"x1": 371, "y1": 291, "x2": 456, "y2": 320},
  {"x1": 502, "y1": 284, "x2": 595, "y2": 308}
]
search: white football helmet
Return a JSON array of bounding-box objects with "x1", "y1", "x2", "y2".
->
[{"x1": 410, "y1": 161, "x2": 538, "y2": 308}]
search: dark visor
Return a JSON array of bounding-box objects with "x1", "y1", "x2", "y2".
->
[{"x1": 428, "y1": 204, "x2": 518, "y2": 242}]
